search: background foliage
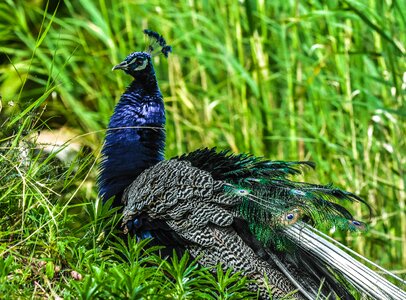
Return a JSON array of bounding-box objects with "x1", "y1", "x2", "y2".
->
[{"x1": 0, "y1": 0, "x2": 404, "y2": 298}]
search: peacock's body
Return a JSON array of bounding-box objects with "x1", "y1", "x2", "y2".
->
[{"x1": 99, "y1": 30, "x2": 406, "y2": 299}]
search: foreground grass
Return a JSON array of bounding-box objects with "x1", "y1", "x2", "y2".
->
[{"x1": 0, "y1": 0, "x2": 405, "y2": 297}]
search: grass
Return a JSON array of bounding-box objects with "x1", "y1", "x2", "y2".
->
[{"x1": 0, "y1": 0, "x2": 405, "y2": 298}]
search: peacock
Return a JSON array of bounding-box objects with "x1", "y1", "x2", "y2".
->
[{"x1": 98, "y1": 30, "x2": 406, "y2": 299}]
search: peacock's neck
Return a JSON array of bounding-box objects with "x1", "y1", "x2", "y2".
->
[{"x1": 99, "y1": 74, "x2": 166, "y2": 203}]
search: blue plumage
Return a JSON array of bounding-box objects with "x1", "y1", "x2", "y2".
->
[{"x1": 98, "y1": 52, "x2": 166, "y2": 204}]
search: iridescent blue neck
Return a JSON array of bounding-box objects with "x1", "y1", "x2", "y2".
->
[{"x1": 98, "y1": 69, "x2": 165, "y2": 204}]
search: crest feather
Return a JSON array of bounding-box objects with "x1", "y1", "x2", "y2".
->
[{"x1": 143, "y1": 29, "x2": 172, "y2": 57}]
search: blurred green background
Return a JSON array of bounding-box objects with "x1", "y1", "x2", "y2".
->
[{"x1": 0, "y1": 0, "x2": 405, "y2": 293}]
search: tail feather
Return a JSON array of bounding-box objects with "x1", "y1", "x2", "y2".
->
[
  {"x1": 271, "y1": 249, "x2": 358, "y2": 300},
  {"x1": 268, "y1": 252, "x2": 332, "y2": 300},
  {"x1": 229, "y1": 178, "x2": 368, "y2": 250},
  {"x1": 284, "y1": 223, "x2": 406, "y2": 300}
]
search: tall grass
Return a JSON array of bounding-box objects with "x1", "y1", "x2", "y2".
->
[{"x1": 0, "y1": 0, "x2": 404, "y2": 296}]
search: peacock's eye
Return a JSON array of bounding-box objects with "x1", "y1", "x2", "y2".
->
[
  {"x1": 278, "y1": 207, "x2": 303, "y2": 226},
  {"x1": 136, "y1": 58, "x2": 144, "y2": 64}
]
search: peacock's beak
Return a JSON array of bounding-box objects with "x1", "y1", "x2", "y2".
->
[{"x1": 112, "y1": 61, "x2": 128, "y2": 71}]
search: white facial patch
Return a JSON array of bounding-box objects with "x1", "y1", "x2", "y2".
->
[{"x1": 134, "y1": 59, "x2": 148, "y2": 71}]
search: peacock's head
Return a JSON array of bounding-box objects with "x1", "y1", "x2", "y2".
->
[
  {"x1": 112, "y1": 52, "x2": 152, "y2": 75},
  {"x1": 112, "y1": 29, "x2": 172, "y2": 77}
]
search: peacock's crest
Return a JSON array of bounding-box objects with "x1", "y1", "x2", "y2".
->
[{"x1": 143, "y1": 29, "x2": 172, "y2": 57}]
